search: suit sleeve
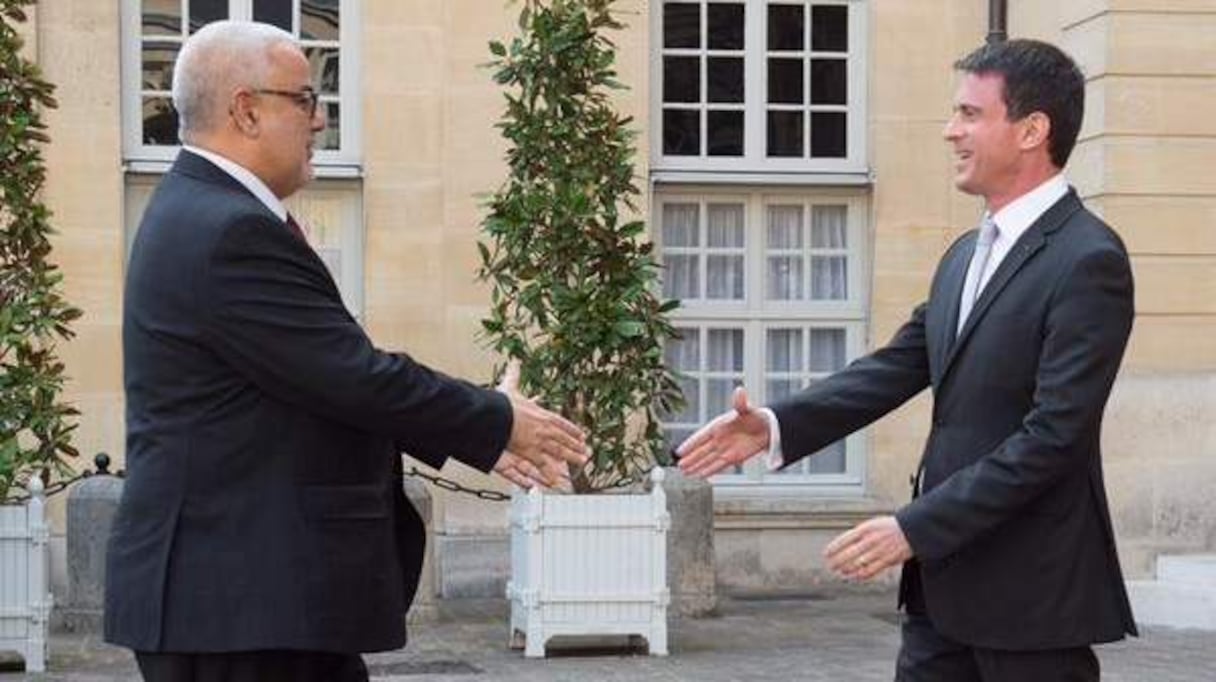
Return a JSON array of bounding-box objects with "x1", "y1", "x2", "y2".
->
[
  {"x1": 198, "y1": 215, "x2": 510, "y2": 473},
  {"x1": 771, "y1": 302, "x2": 932, "y2": 466},
  {"x1": 896, "y1": 247, "x2": 1134, "y2": 561}
]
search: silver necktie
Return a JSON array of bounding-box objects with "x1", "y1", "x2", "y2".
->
[{"x1": 957, "y1": 216, "x2": 999, "y2": 333}]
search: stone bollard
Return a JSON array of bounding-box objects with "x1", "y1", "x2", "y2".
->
[
  {"x1": 403, "y1": 476, "x2": 436, "y2": 623},
  {"x1": 652, "y1": 467, "x2": 717, "y2": 617},
  {"x1": 62, "y1": 454, "x2": 124, "y2": 633}
]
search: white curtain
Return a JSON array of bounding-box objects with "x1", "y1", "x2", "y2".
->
[
  {"x1": 810, "y1": 205, "x2": 848, "y2": 300},
  {"x1": 706, "y1": 204, "x2": 744, "y2": 299},
  {"x1": 662, "y1": 203, "x2": 700, "y2": 300},
  {"x1": 766, "y1": 205, "x2": 803, "y2": 300},
  {"x1": 664, "y1": 328, "x2": 701, "y2": 424},
  {"x1": 808, "y1": 328, "x2": 846, "y2": 372}
]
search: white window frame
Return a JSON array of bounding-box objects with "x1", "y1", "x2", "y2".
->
[
  {"x1": 655, "y1": 186, "x2": 871, "y2": 494},
  {"x1": 119, "y1": 0, "x2": 362, "y2": 176},
  {"x1": 649, "y1": 0, "x2": 869, "y2": 180}
]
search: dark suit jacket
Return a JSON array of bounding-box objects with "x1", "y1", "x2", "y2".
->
[
  {"x1": 771, "y1": 189, "x2": 1137, "y2": 650},
  {"x1": 105, "y1": 150, "x2": 513, "y2": 653}
]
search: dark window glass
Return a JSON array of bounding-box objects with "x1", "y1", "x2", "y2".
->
[
  {"x1": 810, "y1": 58, "x2": 846, "y2": 104},
  {"x1": 142, "y1": 0, "x2": 181, "y2": 36},
  {"x1": 664, "y1": 3, "x2": 701, "y2": 49},
  {"x1": 707, "y1": 57, "x2": 743, "y2": 103},
  {"x1": 305, "y1": 47, "x2": 340, "y2": 94},
  {"x1": 664, "y1": 109, "x2": 701, "y2": 155},
  {"x1": 320, "y1": 101, "x2": 340, "y2": 150},
  {"x1": 188, "y1": 0, "x2": 227, "y2": 33},
  {"x1": 767, "y1": 111, "x2": 803, "y2": 157},
  {"x1": 811, "y1": 112, "x2": 847, "y2": 157},
  {"x1": 141, "y1": 42, "x2": 179, "y2": 91},
  {"x1": 811, "y1": 5, "x2": 848, "y2": 52},
  {"x1": 707, "y1": 111, "x2": 744, "y2": 156},
  {"x1": 142, "y1": 97, "x2": 179, "y2": 145},
  {"x1": 664, "y1": 56, "x2": 701, "y2": 103},
  {"x1": 707, "y1": 3, "x2": 744, "y2": 50},
  {"x1": 767, "y1": 4, "x2": 804, "y2": 51},
  {"x1": 768, "y1": 58, "x2": 803, "y2": 104},
  {"x1": 301, "y1": 0, "x2": 340, "y2": 41},
  {"x1": 253, "y1": 0, "x2": 293, "y2": 32}
]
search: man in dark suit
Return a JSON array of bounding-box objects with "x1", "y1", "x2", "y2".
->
[
  {"x1": 676, "y1": 39, "x2": 1137, "y2": 681},
  {"x1": 105, "y1": 20, "x2": 588, "y2": 682}
]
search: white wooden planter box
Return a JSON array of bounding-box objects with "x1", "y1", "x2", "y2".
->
[
  {"x1": 0, "y1": 478, "x2": 51, "y2": 672},
  {"x1": 507, "y1": 468, "x2": 670, "y2": 658}
]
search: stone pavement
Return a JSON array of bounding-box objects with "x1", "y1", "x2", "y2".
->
[{"x1": 5, "y1": 591, "x2": 1216, "y2": 681}]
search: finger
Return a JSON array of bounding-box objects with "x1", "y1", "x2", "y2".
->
[
  {"x1": 676, "y1": 412, "x2": 733, "y2": 457},
  {"x1": 676, "y1": 438, "x2": 718, "y2": 473},
  {"x1": 732, "y1": 386, "x2": 752, "y2": 415}
]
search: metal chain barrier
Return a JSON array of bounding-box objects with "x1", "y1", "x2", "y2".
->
[
  {"x1": 4, "y1": 453, "x2": 124, "y2": 505},
  {"x1": 404, "y1": 462, "x2": 660, "y2": 501}
]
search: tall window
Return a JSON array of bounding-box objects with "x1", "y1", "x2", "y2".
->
[
  {"x1": 121, "y1": 0, "x2": 359, "y2": 167},
  {"x1": 652, "y1": 0, "x2": 868, "y2": 174},
  {"x1": 656, "y1": 190, "x2": 869, "y2": 489}
]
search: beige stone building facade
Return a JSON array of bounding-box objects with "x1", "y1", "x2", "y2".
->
[{"x1": 24, "y1": 0, "x2": 1216, "y2": 600}]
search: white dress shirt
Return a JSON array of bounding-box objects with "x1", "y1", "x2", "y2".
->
[
  {"x1": 182, "y1": 145, "x2": 288, "y2": 222},
  {"x1": 758, "y1": 174, "x2": 1070, "y2": 472}
]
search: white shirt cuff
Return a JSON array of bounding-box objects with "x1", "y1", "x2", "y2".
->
[{"x1": 759, "y1": 407, "x2": 785, "y2": 472}]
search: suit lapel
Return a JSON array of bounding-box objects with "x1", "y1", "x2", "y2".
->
[
  {"x1": 939, "y1": 190, "x2": 1082, "y2": 381},
  {"x1": 934, "y1": 238, "x2": 971, "y2": 379}
]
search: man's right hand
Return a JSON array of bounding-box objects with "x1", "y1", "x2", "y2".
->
[{"x1": 497, "y1": 361, "x2": 589, "y2": 487}]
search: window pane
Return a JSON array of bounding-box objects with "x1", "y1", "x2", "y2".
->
[
  {"x1": 188, "y1": 0, "x2": 227, "y2": 33},
  {"x1": 319, "y1": 101, "x2": 340, "y2": 150},
  {"x1": 810, "y1": 256, "x2": 847, "y2": 300},
  {"x1": 767, "y1": 205, "x2": 803, "y2": 248},
  {"x1": 253, "y1": 0, "x2": 293, "y2": 32},
  {"x1": 666, "y1": 328, "x2": 701, "y2": 370},
  {"x1": 707, "y1": 57, "x2": 743, "y2": 103},
  {"x1": 707, "y1": 379, "x2": 739, "y2": 414},
  {"x1": 766, "y1": 329, "x2": 803, "y2": 372},
  {"x1": 142, "y1": 0, "x2": 181, "y2": 36},
  {"x1": 810, "y1": 58, "x2": 847, "y2": 105},
  {"x1": 664, "y1": 2, "x2": 700, "y2": 49},
  {"x1": 767, "y1": 111, "x2": 803, "y2": 157},
  {"x1": 662, "y1": 203, "x2": 700, "y2": 247},
  {"x1": 707, "y1": 3, "x2": 744, "y2": 50},
  {"x1": 301, "y1": 0, "x2": 340, "y2": 41},
  {"x1": 707, "y1": 329, "x2": 743, "y2": 371},
  {"x1": 809, "y1": 328, "x2": 846, "y2": 371},
  {"x1": 766, "y1": 379, "x2": 802, "y2": 403},
  {"x1": 810, "y1": 112, "x2": 847, "y2": 158},
  {"x1": 707, "y1": 111, "x2": 744, "y2": 157},
  {"x1": 767, "y1": 4, "x2": 804, "y2": 51},
  {"x1": 663, "y1": 56, "x2": 700, "y2": 103},
  {"x1": 811, "y1": 205, "x2": 848, "y2": 248},
  {"x1": 142, "y1": 97, "x2": 179, "y2": 145},
  {"x1": 812, "y1": 5, "x2": 849, "y2": 52},
  {"x1": 663, "y1": 254, "x2": 700, "y2": 299},
  {"x1": 142, "y1": 42, "x2": 178, "y2": 91},
  {"x1": 766, "y1": 256, "x2": 803, "y2": 300},
  {"x1": 306, "y1": 47, "x2": 340, "y2": 94},
  {"x1": 663, "y1": 109, "x2": 700, "y2": 156},
  {"x1": 706, "y1": 255, "x2": 744, "y2": 299},
  {"x1": 767, "y1": 58, "x2": 803, "y2": 104},
  {"x1": 806, "y1": 440, "x2": 846, "y2": 473},
  {"x1": 706, "y1": 204, "x2": 744, "y2": 247},
  {"x1": 664, "y1": 376, "x2": 700, "y2": 423}
]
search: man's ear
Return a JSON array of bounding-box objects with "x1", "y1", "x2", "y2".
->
[
  {"x1": 1019, "y1": 111, "x2": 1051, "y2": 153},
  {"x1": 229, "y1": 90, "x2": 260, "y2": 137}
]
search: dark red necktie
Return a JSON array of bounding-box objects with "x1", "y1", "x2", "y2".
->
[{"x1": 284, "y1": 213, "x2": 307, "y2": 242}]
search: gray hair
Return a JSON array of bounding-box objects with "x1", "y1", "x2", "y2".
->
[{"x1": 171, "y1": 20, "x2": 298, "y2": 140}]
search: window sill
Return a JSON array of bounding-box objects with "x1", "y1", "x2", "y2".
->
[
  {"x1": 650, "y1": 169, "x2": 874, "y2": 187},
  {"x1": 713, "y1": 494, "x2": 897, "y2": 530},
  {"x1": 124, "y1": 159, "x2": 363, "y2": 179}
]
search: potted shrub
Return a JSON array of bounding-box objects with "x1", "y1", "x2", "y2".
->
[
  {"x1": 0, "y1": 0, "x2": 81, "y2": 671},
  {"x1": 478, "y1": 0, "x2": 686, "y2": 657}
]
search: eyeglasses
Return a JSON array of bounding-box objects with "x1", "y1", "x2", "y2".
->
[{"x1": 253, "y1": 88, "x2": 319, "y2": 118}]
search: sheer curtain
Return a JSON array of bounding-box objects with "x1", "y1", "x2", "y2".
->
[
  {"x1": 706, "y1": 204, "x2": 745, "y2": 300},
  {"x1": 662, "y1": 203, "x2": 700, "y2": 300},
  {"x1": 810, "y1": 205, "x2": 848, "y2": 300},
  {"x1": 766, "y1": 205, "x2": 804, "y2": 300}
]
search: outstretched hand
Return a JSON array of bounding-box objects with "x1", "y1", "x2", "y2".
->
[
  {"x1": 496, "y1": 360, "x2": 588, "y2": 488},
  {"x1": 824, "y1": 515, "x2": 914, "y2": 581},
  {"x1": 676, "y1": 387, "x2": 771, "y2": 478}
]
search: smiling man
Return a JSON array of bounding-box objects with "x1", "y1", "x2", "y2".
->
[
  {"x1": 677, "y1": 39, "x2": 1137, "y2": 681},
  {"x1": 106, "y1": 20, "x2": 586, "y2": 682}
]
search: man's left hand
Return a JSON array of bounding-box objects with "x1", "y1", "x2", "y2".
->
[{"x1": 824, "y1": 515, "x2": 914, "y2": 581}]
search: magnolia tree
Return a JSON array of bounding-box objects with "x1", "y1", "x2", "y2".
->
[
  {"x1": 479, "y1": 0, "x2": 684, "y2": 492},
  {"x1": 0, "y1": 0, "x2": 80, "y2": 502}
]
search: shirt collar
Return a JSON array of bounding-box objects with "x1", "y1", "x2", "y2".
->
[
  {"x1": 985, "y1": 173, "x2": 1069, "y2": 244},
  {"x1": 181, "y1": 145, "x2": 288, "y2": 222}
]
